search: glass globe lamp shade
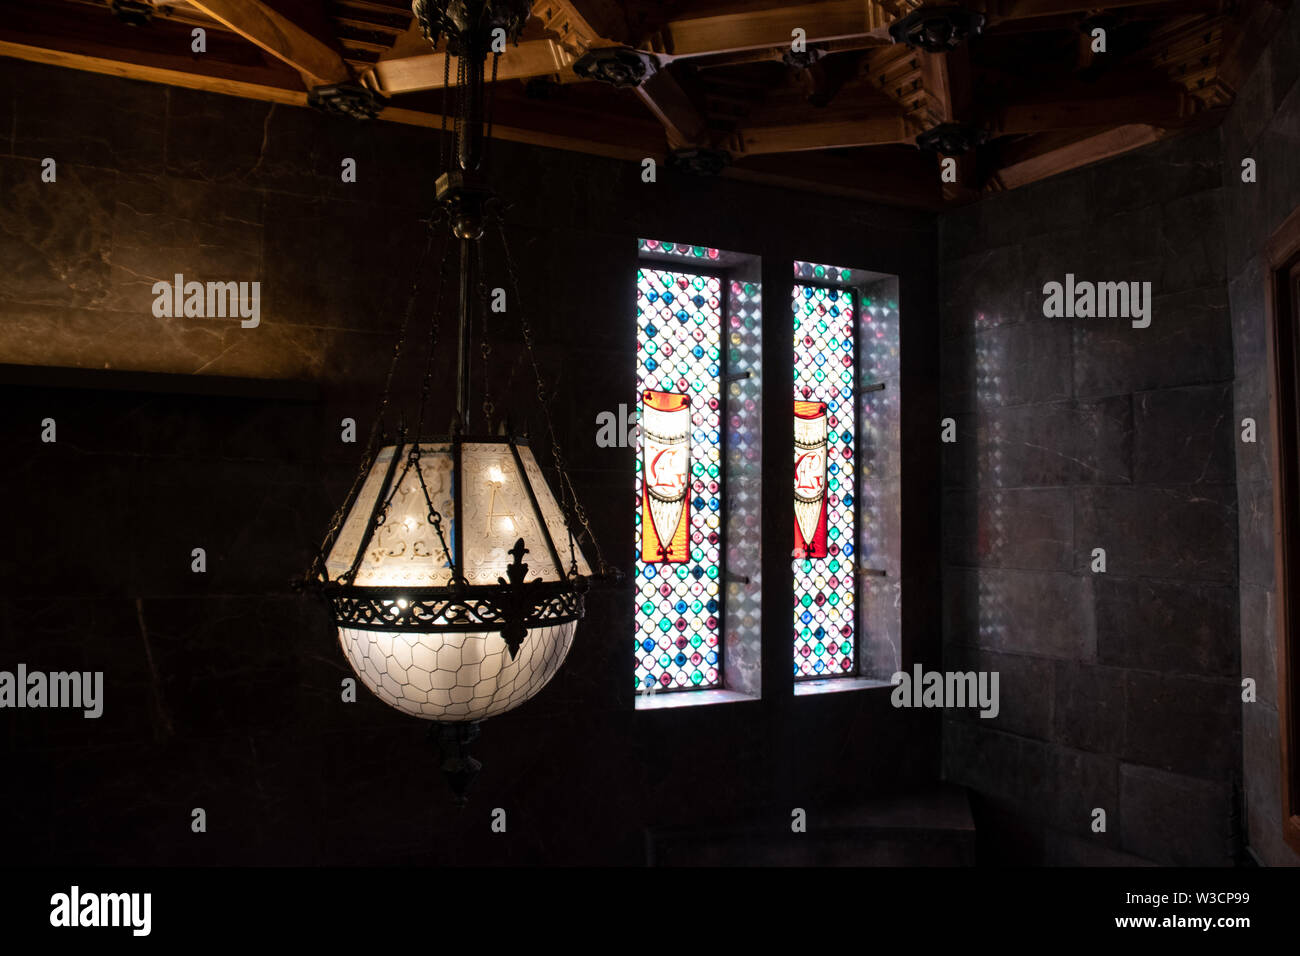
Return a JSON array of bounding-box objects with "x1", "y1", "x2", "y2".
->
[{"x1": 323, "y1": 439, "x2": 589, "y2": 722}]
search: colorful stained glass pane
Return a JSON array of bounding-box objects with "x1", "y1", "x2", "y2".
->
[
  {"x1": 636, "y1": 265, "x2": 723, "y2": 692},
  {"x1": 793, "y1": 273, "x2": 856, "y2": 678},
  {"x1": 639, "y1": 238, "x2": 722, "y2": 262},
  {"x1": 795, "y1": 259, "x2": 852, "y2": 284}
]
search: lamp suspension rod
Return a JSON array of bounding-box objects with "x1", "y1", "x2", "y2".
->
[
  {"x1": 456, "y1": 236, "x2": 473, "y2": 426},
  {"x1": 460, "y1": 28, "x2": 486, "y2": 175},
  {"x1": 451, "y1": 24, "x2": 489, "y2": 429}
]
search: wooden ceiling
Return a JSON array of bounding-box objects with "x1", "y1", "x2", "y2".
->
[{"x1": 0, "y1": 0, "x2": 1288, "y2": 208}]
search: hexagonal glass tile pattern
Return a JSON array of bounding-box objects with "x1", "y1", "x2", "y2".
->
[{"x1": 338, "y1": 622, "x2": 576, "y2": 721}]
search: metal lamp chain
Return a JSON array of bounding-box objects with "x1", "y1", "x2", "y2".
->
[
  {"x1": 413, "y1": 450, "x2": 458, "y2": 579},
  {"x1": 457, "y1": 52, "x2": 468, "y2": 169},
  {"x1": 307, "y1": 211, "x2": 446, "y2": 583},
  {"x1": 485, "y1": 50, "x2": 500, "y2": 160},
  {"x1": 475, "y1": 233, "x2": 494, "y2": 431},
  {"x1": 475, "y1": 50, "x2": 502, "y2": 434},
  {"x1": 414, "y1": 221, "x2": 456, "y2": 444},
  {"x1": 491, "y1": 215, "x2": 610, "y2": 578}
]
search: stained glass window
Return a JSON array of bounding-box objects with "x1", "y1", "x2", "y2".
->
[
  {"x1": 635, "y1": 263, "x2": 724, "y2": 692},
  {"x1": 793, "y1": 261, "x2": 857, "y2": 679}
]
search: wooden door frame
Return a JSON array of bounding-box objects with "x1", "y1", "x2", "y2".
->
[{"x1": 1264, "y1": 203, "x2": 1300, "y2": 854}]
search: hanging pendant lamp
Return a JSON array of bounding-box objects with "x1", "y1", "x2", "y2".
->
[
  {"x1": 305, "y1": 0, "x2": 611, "y2": 805},
  {"x1": 324, "y1": 438, "x2": 591, "y2": 719}
]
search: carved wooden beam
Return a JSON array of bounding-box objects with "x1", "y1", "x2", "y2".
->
[
  {"x1": 366, "y1": 39, "x2": 577, "y2": 94},
  {"x1": 188, "y1": 0, "x2": 350, "y2": 86},
  {"x1": 992, "y1": 86, "x2": 1195, "y2": 133},
  {"x1": 637, "y1": 0, "x2": 1228, "y2": 65},
  {"x1": 640, "y1": 0, "x2": 900, "y2": 61},
  {"x1": 0, "y1": 0, "x2": 308, "y2": 99},
  {"x1": 539, "y1": 0, "x2": 630, "y2": 49},
  {"x1": 635, "y1": 67, "x2": 710, "y2": 149},
  {"x1": 920, "y1": 46, "x2": 971, "y2": 125},
  {"x1": 987, "y1": 0, "x2": 1196, "y2": 19},
  {"x1": 988, "y1": 124, "x2": 1166, "y2": 190},
  {"x1": 0, "y1": 35, "x2": 309, "y2": 105},
  {"x1": 735, "y1": 113, "x2": 915, "y2": 155}
]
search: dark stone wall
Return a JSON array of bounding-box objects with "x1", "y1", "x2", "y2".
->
[
  {"x1": 1220, "y1": 0, "x2": 1300, "y2": 868},
  {"x1": 0, "y1": 58, "x2": 940, "y2": 864},
  {"x1": 939, "y1": 127, "x2": 1242, "y2": 866}
]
